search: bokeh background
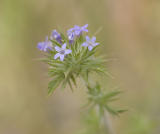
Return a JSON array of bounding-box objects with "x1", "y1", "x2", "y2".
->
[{"x1": 0, "y1": 0, "x2": 160, "y2": 134}]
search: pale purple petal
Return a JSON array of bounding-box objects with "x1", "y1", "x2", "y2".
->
[
  {"x1": 75, "y1": 30, "x2": 81, "y2": 36},
  {"x1": 74, "y1": 25, "x2": 80, "y2": 29},
  {"x1": 44, "y1": 45, "x2": 48, "y2": 52},
  {"x1": 55, "y1": 46, "x2": 61, "y2": 52},
  {"x1": 60, "y1": 55, "x2": 65, "y2": 61},
  {"x1": 83, "y1": 29, "x2": 88, "y2": 32},
  {"x1": 62, "y1": 43, "x2": 66, "y2": 49},
  {"x1": 52, "y1": 30, "x2": 58, "y2": 38},
  {"x1": 56, "y1": 36, "x2": 62, "y2": 44},
  {"x1": 68, "y1": 32, "x2": 75, "y2": 40},
  {"x1": 37, "y1": 42, "x2": 44, "y2": 51},
  {"x1": 51, "y1": 30, "x2": 62, "y2": 44},
  {"x1": 91, "y1": 37, "x2": 96, "y2": 42},
  {"x1": 88, "y1": 46, "x2": 93, "y2": 51},
  {"x1": 37, "y1": 41, "x2": 52, "y2": 52},
  {"x1": 86, "y1": 36, "x2": 90, "y2": 42},
  {"x1": 65, "y1": 49, "x2": 72, "y2": 54},
  {"x1": 82, "y1": 24, "x2": 88, "y2": 32},
  {"x1": 67, "y1": 28, "x2": 73, "y2": 35},
  {"x1": 82, "y1": 42, "x2": 88, "y2": 47},
  {"x1": 74, "y1": 26, "x2": 81, "y2": 35},
  {"x1": 82, "y1": 36, "x2": 99, "y2": 51},
  {"x1": 54, "y1": 53, "x2": 60, "y2": 59},
  {"x1": 46, "y1": 41, "x2": 52, "y2": 48},
  {"x1": 93, "y1": 43, "x2": 99, "y2": 47},
  {"x1": 67, "y1": 27, "x2": 76, "y2": 42},
  {"x1": 83, "y1": 24, "x2": 88, "y2": 28}
]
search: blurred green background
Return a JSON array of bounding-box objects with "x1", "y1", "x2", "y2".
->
[{"x1": 0, "y1": 0, "x2": 160, "y2": 134}]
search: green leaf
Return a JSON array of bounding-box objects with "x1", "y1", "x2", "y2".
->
[
  {"x1": 68, "y1": 78, "x2": 74, "y2": 92},
  {"x1": 117, "y1": 109, "x2": 128, "y2": 113},
  {"x1": 60, "y1": 32, "x2": 68, "y2": 42},
  {"x1": 70, "y1": 74, "x2": 77, "y2": 87},
  {"x1": 50, "y1": 39, "x2": 61, "y2": 47},
  {"x1": 48, "y1": 79, "x2": 60, "y2": 95},
  {"x1": 48, "y1": 73, "x2": 65, "y2": 95},
  {"x1": 103, "y1": 91, "x2": 122, "y2": 101},
  {"x1": 105, "y1": 105, "x2": 118, "y2": 115}
]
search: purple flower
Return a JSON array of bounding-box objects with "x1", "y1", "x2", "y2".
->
[
  {"x1": 54, "y1": 43, "x2": 72, "y2": 61},
  {"x1": 67, "y1": 29, "x2": 75, "y2": 40},
  {"x1": 67, "y1": 24, "x2": 88, "y2": 44},
  {"x1": 67, "y1": 28, "x2": 75, "y2": 44},
  {"x1": 74, "y1": 24, "x2": 88, "y2": 36},
  {"x1": 82, "y1": 36, "x2": 99, "y2": 51},
  {"x1": 37, "y1": 37, "x2": 52, "y2": 52},
  {"x1": 51, "y1": 30, "x2": 62, "y2": 44}
]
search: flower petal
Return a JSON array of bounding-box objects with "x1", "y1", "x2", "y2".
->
[
  {"x1": 62, "y1": 43, "x2": 66, "y2": 49},
  {"x1": 74, "y1": 25, "x2": 80, "y2": 30},
  {"x1": 91, "y1": 36, "x2": 96, "y2": 42},
  {"x1": 52, "y1": 30, "x2": 62, "y2": 44},
  {"x1": 67, "y1": 28, "x2": 73, "y2": 35},
  {"x1": 65, "y1": 49, "x2": 72, "y2": 54},
  {"x1": 55, "y1": 46, "x2": 61, "y2": 52},
  {"x1": 60, "y1": 55, "x2": 65, "y2": 61},
  {"x1": 52, "y1": 30, "x2": 58, "y2": 38},
  {"x1": 83, "y1": 24, "x2": 88, "y2": 28},
  {"x1": 37, "y1": 42, "x2": 44, "y2": 50},
  {"x1": 54, "y1": 53, "x2": 60, "y2": 59},
  {"x1": 86, "y1": 36, "x2": 90, "y2": 42},
  {"x1": 68, "y1": 32, "x2": 75, "y2": 40},
  {"x1": 75, "y1": 30, "x2": 81, "y2": 36},
  {"x1": 82, "y1": 24, "x2": 88, "y2": 32},
  {"x1": 37, "y1": 41, "x2": 52, "y2": 52},
  {"x1": 82, "y1": 42, "x2": 88, "y2": 47},
  {"x1": 93, "y1": 42, "x2": 99, "y2": 47},
  {"x1": 44, "y1": 44, "x2": 49, "y2": 52},
  {"x1": 83, "y1": 29, "x2": 88, "y2": 32},
  {"x1": 88, "y1": 46, "x2": 93, "y2": 51}
]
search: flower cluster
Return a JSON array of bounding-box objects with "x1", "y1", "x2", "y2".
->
[
  {"x1": 37, "y1": 24, "x2": 125, "y2": 122},
  {"x1": 67, "y1": 24, "x2": 88, "y2": 44},
  {"x1": 37, "y1": 24, "x2": 99, "y2": 61}
]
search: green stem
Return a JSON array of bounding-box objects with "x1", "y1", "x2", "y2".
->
[
  {"x1": 82, "y1": 76, "x2": 116, "y2": 134},
  {"x1": 103, "y1": 111, "x2": 116, "y2": 134}
]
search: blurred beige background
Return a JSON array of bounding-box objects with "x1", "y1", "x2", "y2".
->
[{"x1": 0, "y1": 0, "x2": 160, "y2": 134}]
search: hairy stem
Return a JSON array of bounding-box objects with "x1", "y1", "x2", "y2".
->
[{"x1": 104, "y1": 111, "x2": 116, "y2": 134}]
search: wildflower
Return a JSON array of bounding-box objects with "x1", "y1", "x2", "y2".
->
[
  {"x1": 74, "y1": 24, "x2": 88, "y2": 36},
  {"x1": 67, "y1": 24, "x2": 88, "y2": 44},
  {"x1": 67, "y1": 29, "x2": 75, "y2": 44},
  {"x1": 54, "y1": 43, "x2": 72, "y2": 61},
  {"x1": 51, "y1": 30, "x2": 62, "y2": 44},
  {"x1": 82, "y1": 36, "x2": 99, "y2": 51},
  {"x1": 37, "y1": 37, "x2": 52, "y2": 52}
]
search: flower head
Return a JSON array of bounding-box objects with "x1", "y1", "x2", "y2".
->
[
  {"x1": 67, "y1": 28, "x2": 75, "y2": 44},
  {"x1": 74, "y1": 24, "x2": 88, "y2": 36},
  {"x1": 51, "y1": 30, "x2": 62, "y2": 44},
  {"x1": 54, "y1": 43, "x2": 72, "y2": 61},
  {"x1": 82, "y1": 36, "x2": 99, "y2": 51},
  {"x1": 67, "y1": 24, "x2": 88, "y2": 44},
  {"x1": 37, "y1": 37, "x2": 52, "y2": 52}
]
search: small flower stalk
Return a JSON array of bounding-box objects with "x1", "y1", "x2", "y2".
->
[{"x1": 37, "y1": 24, "x2": 125, "y2": 134}]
